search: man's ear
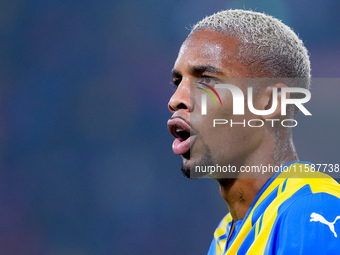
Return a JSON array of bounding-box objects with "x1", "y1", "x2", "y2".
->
[{"x1": 261, "y1": 83, "x2": 289, "y2": 120}]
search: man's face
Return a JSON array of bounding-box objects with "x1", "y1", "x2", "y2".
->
[{"x1": 167, "y1": 30, "x2": 264, "y2": 178}]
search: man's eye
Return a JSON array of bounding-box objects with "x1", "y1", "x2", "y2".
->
[
  {"x1": 172, "y1": 78, "x2": 181, "y2": 87},
  {"x1": 199, "y1": 76, "x2": 218, "y2": 85}
]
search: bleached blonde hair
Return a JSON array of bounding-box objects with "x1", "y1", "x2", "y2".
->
[{"x1": 190, "y1": 10, "x2": 311, "y2": 88}]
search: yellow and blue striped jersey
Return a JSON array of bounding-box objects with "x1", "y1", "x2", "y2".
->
[{"x1": 208, "y1": 161, "x2": 340, "y2": 254}]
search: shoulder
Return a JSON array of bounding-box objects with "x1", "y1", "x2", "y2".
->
[
  {"x1": 208, "y1": 213, "x2": 232, "y2": 255},
  {"x1": 264, "y1": 186, "x2": 340, "y2": 254},
  {"x1": 274, "y1": 171, "x2": 340, "y2": 216}
]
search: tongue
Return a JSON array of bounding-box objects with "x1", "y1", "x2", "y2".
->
[{"x1": 172, "y1": 137, "x2": 191, "y2": 155}]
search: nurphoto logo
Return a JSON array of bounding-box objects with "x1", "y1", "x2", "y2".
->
[
  {"x1": 196, "y1": 79, "x2": 312, "y2": 128},
  {"x1": 199, "y1": 83, "x2": 311, "y2": 116}
]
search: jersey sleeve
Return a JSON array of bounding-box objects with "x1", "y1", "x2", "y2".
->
[{"x1": 264, "y1": 192, "x2": 340, "y2": 254}]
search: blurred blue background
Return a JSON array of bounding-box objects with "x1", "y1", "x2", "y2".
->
[{"x1": 1, "y1": 0, "x2": 340, "y2": 254}]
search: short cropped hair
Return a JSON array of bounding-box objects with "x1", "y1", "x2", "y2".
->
[{"x1": 190, "y1": 10, "x2": 311, "y2": 89}]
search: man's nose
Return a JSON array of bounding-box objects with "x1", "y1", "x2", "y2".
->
[{"x1": 168, "y1": 79, "x2": 191, "y2": 113}]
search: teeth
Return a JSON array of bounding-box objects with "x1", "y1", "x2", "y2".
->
[{"x1": 176, "y1": 128, "x2": 185, "y2": 133}]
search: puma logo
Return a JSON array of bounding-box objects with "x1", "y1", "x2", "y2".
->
[{"x1": 310, "y1": 212, "x2": 340, "y2": 238}]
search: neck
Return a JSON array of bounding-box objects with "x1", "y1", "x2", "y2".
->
[
  {"x1": 218, "y1": 177, "x2": 270, "y2": 221},
  {"x1": 217, "y1": 135, "x2": 298, "y2": 221}
]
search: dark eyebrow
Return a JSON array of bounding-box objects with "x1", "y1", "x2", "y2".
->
[
  {"x1": 171, "y1": 65, "x2": 224, "y2": 79},
  {"x1": 192, "y1": 65, "x2": 224, "y2": 75}
]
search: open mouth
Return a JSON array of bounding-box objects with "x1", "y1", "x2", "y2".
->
[{"x1": 167, "y1": 118, "x2": 193, "y2": 158}]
